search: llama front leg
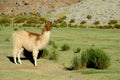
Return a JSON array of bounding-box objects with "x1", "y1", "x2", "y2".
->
[
  {"x1": 13, "y1": 49, "x2": 18, "y2": 64},
  {"x1": 33, "y1": 50, "x2": 39, "y2": 66},
  {"x1": 18, "y1": 48, "x2": 24, "y2": 64}
]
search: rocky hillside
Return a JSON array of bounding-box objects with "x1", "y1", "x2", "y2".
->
[
  {"x1": 0, "y1": 0, "x2": 120, "y2": 25},
  {"x1": 0, "y1": 0, "x2": 78, "y2": 14},
  {"x1": 49, "y1": 0, "x2": 120, "y2": 25}
]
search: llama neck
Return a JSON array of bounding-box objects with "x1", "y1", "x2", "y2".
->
[
  {"x1": 37, "y1": 31, "x2": 50, "y2": 50},
  {"x1": 42, "y1": 31, "x2": 51, "y2": 40}
]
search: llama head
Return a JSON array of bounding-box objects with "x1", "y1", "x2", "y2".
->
[{"x1": 44, "y1": 21, "x2": 52, "y2": 31}]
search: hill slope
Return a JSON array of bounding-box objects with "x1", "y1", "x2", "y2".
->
[
  {"x1": 49, "y1": 0, "x2": 120, "y2": 25},
  {"x1": 0, "y1": 0, "x2": 77, "y2": 14},
  {"x1": 0, "y1": 0, "x2": 120, "y2": 25}
]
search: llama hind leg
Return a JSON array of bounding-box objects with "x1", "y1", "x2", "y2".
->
[{"x1": 18, "y1": 48, "x2": 24, "y2": 64}]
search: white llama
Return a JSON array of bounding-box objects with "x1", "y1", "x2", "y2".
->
[{"x1": 12, "y1": 21, "x2": 52, "y2": 66}]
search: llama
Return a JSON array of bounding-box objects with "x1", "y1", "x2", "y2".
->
[{"x1": 12, "y1": 21, "x2": 52, "y2": 66}]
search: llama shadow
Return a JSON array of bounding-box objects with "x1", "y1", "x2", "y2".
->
[
  {"x1": 23, "y1": 49, "x2": 43, "y2": 65},
  {"x1": 7, "y1": 49, "x2": 43, "y2": 65}
]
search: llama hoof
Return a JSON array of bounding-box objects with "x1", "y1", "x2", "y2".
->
[
  {"x1": 18, "y1": 61, "x2": 22, "y2": 64},
  {"x1": 15, "y1": 62, "x2": 18, "y2": 64},
  {"x1": 34, "y1": 64, "x2": 37, "y2": 66},
  {"x1": 19, "y1": 62, "x2": 22, "y2": 64}
]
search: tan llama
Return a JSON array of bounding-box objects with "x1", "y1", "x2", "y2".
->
[{"x1": 12, "y1": 21, "x2": 52, "y2": 66}]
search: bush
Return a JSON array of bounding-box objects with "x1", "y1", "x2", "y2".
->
[
  {"x1": 41, "y1": 48, "x2": 49, "y2": 58},
  {"x1": 72, "y1": 56, "x2": 81, "y2": 70},
  {"x1": 93, "y1": 21, "x2": 100, "y2": 25},
  {"x1": 49, "y1": 40, "x2": 58, "y2": 49},
  {"x1": 60, "y1": 21, "x2": 67, "y2": 27},
  {"x1": 26, "y1": 16, "x2": 40, "y2": 24},
  {"x1": 114, "y1": 24, "x2": 120, "y2": 29},
  {"x1": 69, "y1": 19, "x2": 75, "y2": 23},
  {"x1": 39, "y1": 17, "x2": 46, "y2": 22},
  {"x1": 61, "y1": 43, "x2": 70, "y2": 51},
  {"x1": 108, "y1": 20, "x2": 118, "y2": 25},
  {"x1": 81, "y1": 48, "x2": 111, "y2": 69},
  {"x1": 87, "y1": 15, "x2": 92, "y2": 19},
  {"x1": 52, "y1": 23, "x2": 60, "y2": 28},
  {"x1": 0, "y1": 17, "x2": 11, "y2": 24},
  {"x1": 14, "y1": 16, "x2": 27, "y2": 23},
  {"x1": 80, "y1": 20, "x2": 87, "y2": 25},
  {"x1": 54, "y1": 19, "x2": 63, "y2": 24},
  {"x1": 60, "y1": 16, "x2": 67, "y2": 20},
  {"x1": 97, "y1": 25, "x2": 112, "y2": 29},
  {"x1": 81, "y1": 52, "x2": 88, "y2": 68},
  {"x1": 74, "y1": 48, "x2": 81, "y2": 53},
  {"x1": 49, "y1": 50, "x2": 58, "y2": 61}
]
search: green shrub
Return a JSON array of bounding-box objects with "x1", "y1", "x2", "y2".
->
[
  {"x1": 80, "y1": 20, "x2": 87, "y2": 24},
  {"x1": 14, "y1": 28, "x2": 18, "y2": 31},
  {"x1": 5, "y1": 38, "x2": 10, "y2": 42},
  {"x1": 72, "y1": 56, "x2": 81, "y2": 70},
  {"x1": 60, "y1": 21, "x2": 67, "y2": 27},
  {"x1": 81, "y1": 48, "x2": 111, "y2": 69},
  {"x1": 41, "y1": 48, "x2": 49, "y2": 58},
  {"x1": 108, "y1": 20, "x2": 118, "y2": 25},
  {"x1": 52, "y1": 23, "x2": 60, "y2": 28},
  {"x1": 49, "y1": 40, "x2": 58, "y2": 49},
  {"x1": 69, "y1": 19, "x2": 75, "y2": 23},
  {"x1": 14, "y1": 16, "x2": 27, "y2": 23},
  {"x1": 52, "y1": 42, "x2": 58, "y2": 49},
  {"x1": 68, "y1": 24, "x2": 78, "y2": 28},
  {"x1": 93, "y1": 21, "x2": 100, "y2": 25},
  {"x1": 49, "y1": 40, "x2": 54, "y2": 45},
  {"x1": 0, "y1": 17, "x2": 11, "y2": 24},
  {"x1": 26, "y1": 16, "x2": 40, "y2": 24},
  {"x1": 54, "y1": 19, "x2": 63, "y2": 24},
  {"x1": 23, "y1": 23, "x2": 37, "y2": 27},
  {"x1": 87, "y1": 15, "x2": 92, "y2": 19},
  {"x1": 114, "y1": 24, "x2": 120, "y2": 29},
  {"x1": 61, "y1": 43, "x2": 70, "y2": 51},
  {"x1": 49, "y1": 50, "x2": 58, "y2": 61},
  {"x1": 98, "y1": 25, "x2": 112, "y2": 29},
  {"x1": 60, "y1": 16, "x2": 67, "y2": 20},
  {"x1": 81, "y1": 52, "x2": 88, "y2": 68},
  {"x1": 39, "y1": 17, "x2": 46, "y2": 22},
  {"x1": 74, "y1": 48, "x2": 81, "y2": 53}
]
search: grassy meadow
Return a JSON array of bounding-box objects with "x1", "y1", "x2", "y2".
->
[{"x1": 0, "y1": 25, "x2": 120, "y2": 80}]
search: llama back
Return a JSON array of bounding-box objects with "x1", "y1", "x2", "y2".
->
[{"x1": 12, "y1": 31, "x2": 42, "y2": 51}]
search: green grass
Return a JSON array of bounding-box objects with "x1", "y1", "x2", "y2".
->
[{"x1": 0, "y1": 26, "x2": 120, "y2": 80}]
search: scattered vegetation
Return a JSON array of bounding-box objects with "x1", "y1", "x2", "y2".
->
[
  {"x1": 14, "y1": 16, "x2": 27, "y2": 23},
  {"x1": 61, "y1": 43, "x2": 70, "y2": 51},
  {"x1": 81, "y1": 47, "x2": 111, "y2": 69},
  {"x1": 0, "y1": 17, "x2": 11, "y2": 24},
  {"x1": 74, "y1": 48, "x2": 81, "y2": 53},
  {"x1": 26, "y1": 16, "x2": 40, "y2": 24},
  {"x1": 0, "y1": 14, "x2": 119, "y2": 29},
  {"x1": 49, "y1": 40, "x2": 58, "y2": 49},
  {"x1": 80, "y1": 20, "x2": 87, "y2": 25},
  {"x1": 87, "y1": 15, "x2": 92, "y2": 19},
  {"x1": 49, "y1": 50, "x2": 58, "y2": 61},
  {"x1": 114, "y1": 24, "x2": 120, "y2": 29},
  {"x1": 72, "y1": 56, "x2": 81, "y2": 70},
  {"x1": 108, "y1": 20, "x2": 118, "y2": 25},
  {"x1": 69, "y1": 19, "x2": 75, "y2": 23},
  {"x1": 93, "y1": 21, "x2": 100, "y2": 25},
  {"x1": 41, "y1": 48, "x2": 49, "y2": 59}
]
